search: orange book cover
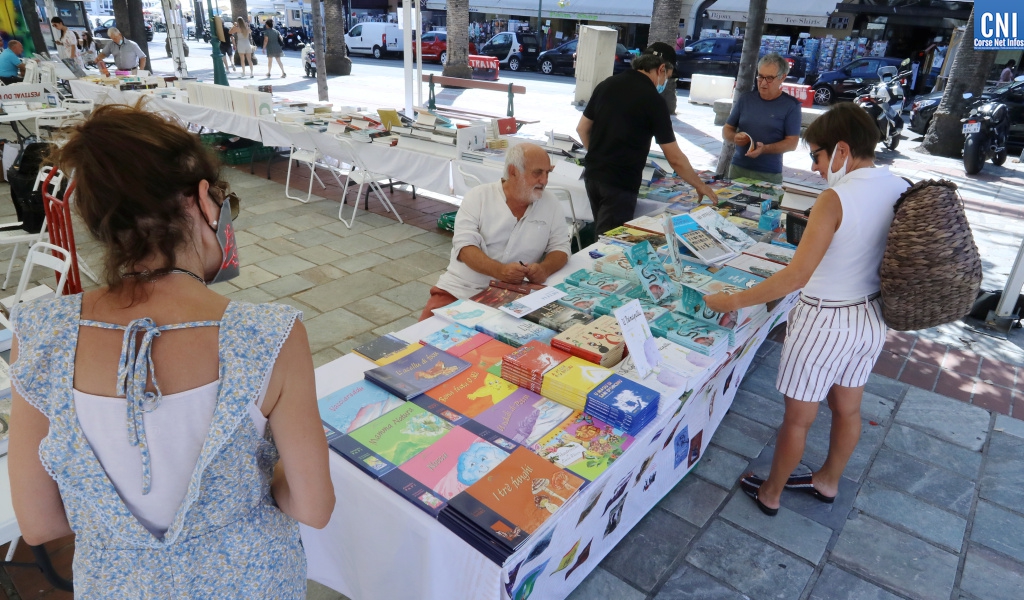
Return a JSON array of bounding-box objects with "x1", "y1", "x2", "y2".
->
[
  {"x1": 425, "y1": 366, "x2": 518, "y2": 417},
  {"x1": 457, "y1": 339, "x2": 515, "y2": 370}
]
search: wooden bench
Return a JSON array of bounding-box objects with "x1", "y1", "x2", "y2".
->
[
  {"x1": 422, "y1": 73, "x2": 527, "y2": 118},
  {"x1": 415, "y1": 105, "x2": 539, "y2": 132}
]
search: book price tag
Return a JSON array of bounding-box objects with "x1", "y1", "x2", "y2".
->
[{"x1": 613, "y1": 299, "x2": 661, "y2": 379}]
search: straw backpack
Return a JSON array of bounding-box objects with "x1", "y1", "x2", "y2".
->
[{"x1": 879, "y1": 179, "x2": 982, "y2": 331}]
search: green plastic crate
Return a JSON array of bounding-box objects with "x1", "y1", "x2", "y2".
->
[
  {"x1": 220, "y1": 144, "x2": 274, "y2": 165},
  {"x1": 199, "y1": 132, "x2": 234, "y2": 147},
  {"x1": 437, "y1": 211, "x2": 457, "y2": 232}
]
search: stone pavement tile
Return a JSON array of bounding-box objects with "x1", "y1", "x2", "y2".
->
[
  {"x1": 808, "y1": 564, "x2": 902, "y2": 600},
  {"x1": 685, "y1": 521, "x2": 814, "y2": 600},
  {"x1": 346, "y1": 296, "x2": 414, "y2": 327},
  {"x1": 319, "y1": 219, "x2": 375, "y2": 238},
  {"x1": 247, "y1": 222, "x2": 296, "y2": 240},
  {"x1": 380, "y1": 281, "x2": 432, "y2": 311},
  {"x1": 934, "y1": 370, "x2": 976, "y2": 403},
  {"x1": 295, "y1": 271, "x2": 400, "y2": 313},
  {"x1": 294, "y1": 245, "x2": 346, "y2": 266},
  {"x1": 831, "y1": 515, "x2": 958, "y2": 600},
  {"x1": 853, "y1": 480, "x2": 967, "y2": 552},
  {"x1": 898, "y1": 358, "x2": 940, "y2": 390},
  {"x1": 692, "y1": 445, "x2": 750, "y2": 490},
  {"x1": 279, "y1": 213, "x2": 336, "y2": 232},
  {"x1": 427, "y1": 244, "x2": 453, "y2": 259},
  {"x1": 239, "y1": 244, "x2": 278, "y2": 265},
  {"x1": 600, "y1": 508, "x2": 697, "y2": 592},
  {"x1": 867, "y1": 447, "x2": 976, "y2": 517},
  {"x1": 883, "y1": 330, "x2": 916, "y2": 357},
  {"x1": 754, "y1": 339, "x2": 781, "y2": 361},
  {"x1": 980, "y1": 431, "x2": 1024, "y2": 512},
  {"x1": 736, "y1": 364, "x2": 783, "y2": 403},
  {"x1": 941, "y1": 348, "x2": 982, "y2": 376},
  {"x1": 994, "y1": 414, "x2": 1024, "y2": 439},
  {"x1": 729, "y1": 390, "x2": 785, "y2": 429},
  {"x1": 285, "y1": 227, "x2": 346, "y2": 249},
  {"x1": 719, "y1": 493, "x2": 833, "y2": 564},
  {"x1": 245, "y1": 199, "x2": 297, "y2": 215},
  {"x1": 978, "y1": 358, "x2": 1017, "y2": 389},
  {"x1": 304, "y1": 308, "x2": 377, "y2": 353},
  {"x1": 653, "y1": 565, "x2": 748, "y2": 600},
  {"x1": 324, "y1": 234, "x2": 390, "y2": 255},
  {"x1": 235, "y1": 230, "x2": 262, "y2": 247},
  {"x1": 372, "y1": 316, "x2": 419, "y2": 337},
  {"x1": 226, "y1": 288, "x2": 276, "y2": 304},
  {"x1": 332, "y1": 252, "x2": 390, "y2": 274},
  {"x1": 258, "y1": 274, "x2": 316, "y2": 299},
  {"x1": 208, "y1": 281, "x2": 237, "y2": 295},
  {"x1": 409, "y1": 231, "x2": 453, "y2": 248},
  {"x1": 273, "y1": 297, "x2": 321, "y2": 320},
  {"x1": 258, "y1": 236, "x2": 305, "y2": 256},
  {"x1": 864, "y1": 374, "x2": 908, "y2": 402},
  {"x1": 883, "y1": 424, "x2": 982, "y2": 479},
  {"x1": 312, "y1": 347, "x2": 344, "y2": 369},
  {"x1": 860, "y1": 392, "x2": 897, "y2": 425},
  {"x1": 658, "y1": 475, "x2": 729, "y2": 527},
  {"x1": 418, "y1": 271, "x2": 443, "y2": 287},
  {"x1": 333, "y1": 332, "x2": 379, "y2": 356},
  {"x1": 363, "y1": 222, "x2": 427, "y2": 244},
  {"x1": 299, "y1": 265, "x2": 347, "y2": 286},
  {"x1": 959, "y1": 543, "x2": 1024, "y2": 600},
  {"x1": 871, "y1": 351, "x2": 904, "y2": 379},
  {"x1": 894, "y1": 387, "x2": 991, "y2": 451},
  {"x1": 910, "y1": 338, "x2": 948, "y2": 366},
  {"x1": 257, "y1": 255, "x2": 318, "y2": 277},
  {"x1": 401, "y1": 250, "x2": 451, "y2": 275},
  {"x1": 306, "y1": 579, "x2": 349, "y2": 600},
  {"x1": 231, "y1": 265, "x2": 277, "y2": 290},
  {"x1": 801, "y1": 415, "x2": 885, "y2": 483},
  {"x1": 376, "y1": 239, "x2": 429, "y2": 260},
  {"x1": 369, "y1": 261, "x2": 429, "y2": 284},
  {"x1": 710, "y1": 413, "x2": 775, "y2": 459},
  {"x1": 565, "y1": 568, "x2": 645, "y2": 600},
  {"x1": 972, "y1": 382, "x2": 1012, "y2": 415},
  {"x1": 971, "y1": 500, "x2": 1024, "y2": 563}
]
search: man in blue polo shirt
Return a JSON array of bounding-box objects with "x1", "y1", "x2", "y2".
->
[{"x1": 0, "y1": 40, "x2": 26, "y2": 85}]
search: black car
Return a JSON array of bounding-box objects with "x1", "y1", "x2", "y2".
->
[
  {"x1": 94, "y1": 18, "x2": 154, "y2": 42},
  {"x1": 909, "y1": 78, "x2": 1024, "y2": 148},
  {"x1": 674, "y1": 36, "x2": 805, "y2": 84},
  {"x1": 809, "y1": 56, "x2": 904, "y2": 105},
  {"x1": 478, "y1": 31, "x2": 543, "y2": 71},
  {"x1": 537, "y1": 40, "x2": 632, "y2": 76}
]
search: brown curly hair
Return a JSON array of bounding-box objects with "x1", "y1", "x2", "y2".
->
[{"x1": 50, "y1": 102, "x2": 224, "y2": 292}]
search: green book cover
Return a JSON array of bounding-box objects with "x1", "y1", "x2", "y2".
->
[{"x1": 346, "y1": 402, "x2": 454, "y2": 467}]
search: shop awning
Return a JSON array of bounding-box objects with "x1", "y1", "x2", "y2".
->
[
  {"x1": 705, "y1": 0, "x2": 834, "y2": 28},
  {"x1": 423, "y1": 0, "x2": 655, "y2": 25},
  {"x1": 832, "y1": 1, "x2": 972, "y2": 20}
]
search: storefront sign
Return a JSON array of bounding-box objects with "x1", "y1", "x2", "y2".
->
[
  {"x1": 975, "y1": 0, "x2": 1023, "y2": 50},
  {"x1": 548, "y1": 12, "x2": 600, "y2": 21},
  {"x1": 705, "y1": 10, "x2": 827, "y2": 28},
  {"x1": 0, "y1": 84, "x2": 45, "y2": 102}
]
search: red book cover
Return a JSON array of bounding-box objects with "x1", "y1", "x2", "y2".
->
[
  {"x1": 504, "y1": 341, "x2": 571, "y2": 376},
  {"x1": 470, "y1": 286, "x2": 525, "y2": 308},
  {"x1": 459, "y1": 339, "x2": 516, "y2": 370},
  {"x1": 497, "y1": 117, "x2": 517, "y2": 135}
]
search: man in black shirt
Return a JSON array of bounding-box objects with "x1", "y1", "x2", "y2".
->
[{"x1": 576, "y1": 42, "x2": 717, "y2": 234}]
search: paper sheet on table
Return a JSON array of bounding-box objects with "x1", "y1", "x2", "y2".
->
[{"x1": 499, "y1": 286, "x2": 566, "y2": 318}]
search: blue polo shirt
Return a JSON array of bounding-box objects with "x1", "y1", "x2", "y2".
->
[
  {"x1": 726, "y1": 90, "x2": 802, "y2": 175},
  {"x1": 0, "y1": 47, "x2": 22, "y2": 77}
]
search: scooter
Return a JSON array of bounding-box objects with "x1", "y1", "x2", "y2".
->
[
  {"x1": 961, "y1": 93, "x2": 1010, "y2": 175},
  {"x1": 300, "y1": 43, "x2": 316, "y2": 77},
  {"x1": 282, "y1": 28, "x2": 307, "y2": 51},
  {"x1": 854, "y1": 65, "x2": 907, "y2": 151}
]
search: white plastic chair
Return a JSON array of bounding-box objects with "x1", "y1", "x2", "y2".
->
[
  {"x1": 456, "y1": 164, "x2": 483, "y2": 190},
  {"x1": 317, "y1": 135, "x2": 403, "y2": 228},
  {"x1": 35, "y1": 111, "x2": 85, "y2": 140},
  {"x1": 0, "y1": 242, "x2": 72, "y2": 322},
  {"x1": 548, "y1": 186, "x2": 583, "y2": 250},
  {"x1": 62, "y1": 98, "x2": 94, "y2": 115},
  {"x1": 279, "y1": 123, "x2": 344, "y2": 203},
  {"x1": 0, "y1": 167, "x2": 60, "y2": 290}
]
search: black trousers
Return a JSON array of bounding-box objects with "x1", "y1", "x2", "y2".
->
[
  {"x1": 584, "y1": 178, "x2": 638, "y2": 235},
  {"x1": 0, "y1": 76, "x2": 23, "y2": 85}
]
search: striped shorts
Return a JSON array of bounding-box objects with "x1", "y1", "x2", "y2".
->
[{"x1": 776, "y1": 294, "x2": 887, "y2": 403}]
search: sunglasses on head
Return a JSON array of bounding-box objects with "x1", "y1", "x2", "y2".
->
[{"x1": 209, "y1": 182, "x2": 240, "y2": 220}]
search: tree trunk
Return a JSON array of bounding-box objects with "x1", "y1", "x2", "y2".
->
[
  {"x1": 716, "y1": 0, "x2": 766, "y2": 176},
  {"x1": 311, "y1": 0, "x2": 329, "y2": 98},
  {"x1": 650, "y1": 0, "x2": 683, "y2": 114},
  {"x1": 230, "y1": 0, "x2": 248, "y2": 24},
  {"x1": 920, "y1": 9, "x2": 996, "y2": 158},
  {"x1": 126, "y1": 0, "x2": 149, "y2": 61},
  {"x1": 324, "y1": 0, "x2": 351, "y2": 75},
  {"x1": 442, "y1": 0, "x2": 471, "y2": 79}
]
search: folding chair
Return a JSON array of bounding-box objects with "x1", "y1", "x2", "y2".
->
[
  {"x1": 456, "y1": 164, "x2": 484, "y2": 190},
  {"x1": 0, "y1": 242, "x2": 72, "y2": 320},
  {"x1": 40, "y1": 167, "x2": 89, "y2": 294},
  {"x1": 278, "y1": 123, "x2": 344, "y2": 203},
  {"x1": 35, "y1": 111, "x2": 85, "y2": 141},
  {"x1": 548, "y1": 186, "x2": 583, "y2": 251},
  {"x1": 314, "y1": 135, "x2": 404, "y2": 228}
]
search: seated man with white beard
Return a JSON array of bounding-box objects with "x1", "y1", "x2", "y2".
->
[{"x1": 419, "y1": 143, "x2": 571, "y2": 320}]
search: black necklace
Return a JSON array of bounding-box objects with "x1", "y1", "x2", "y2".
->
[{"x1": 121, "y1": 268, "x2": 207, "y2": 286}]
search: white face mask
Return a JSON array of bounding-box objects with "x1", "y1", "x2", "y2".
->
[{"x1": 826, "y1": 144, "x2": 850, "y2": 188}]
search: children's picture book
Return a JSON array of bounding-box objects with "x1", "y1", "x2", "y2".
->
[
  {"x1": 743, "y1": 241, "x2": 795, "y2": 265},
  {"x1": 592, "y1": 253, "x2": 640, "y2": 284},
  {"x1": 475, "y1": 313, "x2": 557, "y2": 348},
  {"x1": 652, "y1": 313, "x2": 731, "y2": 357},
  {"x1": 432, "y1": 299, "x2": 503, "y2": 328},
  {"x1": 317, "y1": 379, "x2": 405, "y2": 436},
  {"x1": 711, "y1": 266, "x2": 765, "y2": 290},
  {"x1": 458, "y1": 339, "x2": 516, "y2": 371},
  {"x1": 376, "y1": 342, "x2": 424, "y2": 366},
  {"x1": 725, "y1": 253, "x2": 785, "y2": 278},
  {"x1": 353, "y1": 334, "x2": 410, "y2": 363},
  {"x1": 690, "y1": 206, "x2": 757, "y2": 253},
  {"x1": 566, "y1": 269, "x2": 638, "y2": 296},
  {"x1": 421, "y1": 323, "x2": 492, "y2": 354},
  {"x1": 531, "y1": 411, "x2": 634, "y2": 481},
  {"x1": 670, "y1": 213, "x2": 736, "y2": 265},
  {"x1": 474, "y1": 388, "x2": 574, "y2": 446},
  {"x1": 598, "y1": 226, "x2": 667, "y2": 248},
  {"x1": 470, "y1": 286, "x2": 526, "y2": 308},
  {"x1": 522, "y1": 302, "x2": 594, "y2": 333},
  {"x1": 364, "y1": 345, "x2": 471, "y2": 400},
  {"x1": 624, "y1": 241, "x2": 678, "y2": 303},
  {"x1": 553, "y1": 283, "x2": 608, "y2": 315},
  {"x1": 333, "y1": 402, "x2": 454, "y2": 477},
  {"x1": 426, "y1": 367, "x2": 519, "y2": 417}
]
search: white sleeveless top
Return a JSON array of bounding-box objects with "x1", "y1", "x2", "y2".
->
[
  {"x1": 802, "y1": 166, "x2": 909, "y2": 301},
  {"x1": 73, "y1": 374, "x2": 271, "y2": 537}
]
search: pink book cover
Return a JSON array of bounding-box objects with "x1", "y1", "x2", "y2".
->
[
  {"x1": 446, "y1": 333, "x2": 494, "y2": 357},
  {"x1": 398, "y1": 426, "x2": 511, "y2": 500}
]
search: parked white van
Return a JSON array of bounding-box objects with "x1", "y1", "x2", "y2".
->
[{"x1": 345, "y1": 23, "x2": 413, "y2": 58}]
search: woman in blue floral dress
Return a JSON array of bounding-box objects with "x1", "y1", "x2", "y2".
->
[{"x1": 7, "y1": 104, "x2": 335, "y2": 598}]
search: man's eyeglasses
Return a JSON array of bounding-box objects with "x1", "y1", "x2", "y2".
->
[
  {"x1": 809, "y1": 147, "x2": 825, "y2": 163},
  {"x1": 755, "y1": 73, "x2": 779, "y2": 84}
]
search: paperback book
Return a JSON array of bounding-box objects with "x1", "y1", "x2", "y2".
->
[
  {"x1": 742, "y1": 241, "x2": 795, "y2": 265},
  {"x1": 475, "y1": 313, "x2": 557, "y2": 348},
  {"x1": 725, "y1": 253, "x2": 785, "y2": 278},
  {"x1": 531, "y1": 411, "x2": 634, "y2": 481},
  {"x1": 522, "y1": 301, "x2": 594, "y2": 332},
  {"x1": 585, "y1": 374, "x2": 661, "y2": 432},
  {"x1": 474, "y1": 388, "x2": 574, "y2": 446},
  {"x1": 432, "y1": 299, "x2": 503, "y2": 329},
  {"x1": 592, "y1": 253, "x2": 641, "y2": 284},
  {"x1": 565, "y1": 268, "x2": 638, "y2": 296},
  {"x1": 651, "y1": 312, "x2": 731, "y2": 358},
  {"x1": 540, "y1": 356, "x2": 615, "y2": 411},
  {"x1": 670, "y1": 213, "x2": 736, "y2": 266},
  {"x1": 317, "y1": 379, "x2": 406, "y2": 440},
  {"x1": 457, "y1": 339, "x2": 516, "y2": 371},
  {"x1": 711, "y1": 266, "x2": 765, "y2": 290},
  {"x1": 470, "y1": 286, "x2": 525, "y2": 308},
  {"x1": 364, "y1": 345, "x2": 471, "y2": 400},
  {"x1": 553, "y1": 283, "x2": 608, "y2": 315},
  {"x1": 624, "y1": 241, "x2": 678, "y2": 303},
  {"x1": 421, "y1": 323, "x2": 492, "y2": 355},
  {"x1": 551, "y1": 315, "x2": 626, "y2": 368},
  {"x1": 332, "y1": 401, "x2": 455, "y2": 478},
  {"x1": 500, "y1": 340, "x2": 571, "y2": 393},
  {"x1": 425, "y1": 366, "x2": 519, "y2": 417},
  {"x1": 353, "y1": 334, "x2": 411, "y2": 364},
  {"x1": 598, "y1": 226, "x2": 667, "y2": 248}
]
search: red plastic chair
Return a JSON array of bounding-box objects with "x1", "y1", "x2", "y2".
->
[{"x1": 40, "y1": 167, "x2": 84, "y2": 295}]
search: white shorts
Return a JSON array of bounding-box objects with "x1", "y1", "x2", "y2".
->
[{"x1": 776, "y1": 294, "x2": 887, "y2": 403}]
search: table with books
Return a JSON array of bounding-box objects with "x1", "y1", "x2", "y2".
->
[{"x1": 299, "y1": 203, "x2": 803, "y2": 600}]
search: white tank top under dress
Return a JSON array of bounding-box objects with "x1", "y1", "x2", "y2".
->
[{"x1": 776, "y1": 166, "x2": 910, "y2": 402}]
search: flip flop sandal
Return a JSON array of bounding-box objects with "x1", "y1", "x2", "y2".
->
[
  {"x1": 785, "y1": 474, "x2": 836, "y2": 504},
  {"x1": 739, "y1": 474, "x2": 778, "y2": 516}
]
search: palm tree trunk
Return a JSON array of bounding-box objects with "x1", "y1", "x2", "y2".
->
[
  {"x1": 112, "y1": 0, "x2": 150, "y2": 61},
  {"x1": 324, "y1": 0, "x2": 351, "y2": 75},
  {"x1": 230, "y1": 1, "x2": 248, "y2": 26},
  {"x1": 715, "y1": 0, "x2": 766, "y2": 176},
  {"x1": 311, "y1": 0, "x2": 329, "y2": 99},
  {"x1": 649, "y1": 0, "x2": 683, "y2": 113},
  {"x1": 443, "y1": 0, "x2": 471, "y2": 79},
  {"x1": 920, "y1": 9, "x2": 996, "y2": 158}
]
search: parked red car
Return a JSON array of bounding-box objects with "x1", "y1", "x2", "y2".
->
[{"x1": 417, "y1": 31, "x2": 477, "y2": 65}]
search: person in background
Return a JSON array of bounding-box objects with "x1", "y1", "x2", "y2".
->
[
  {"x1": 8, "y1": 104, "x2": 335, "y2": 597},
  {"x1": 721, "y1": 52, "x2": 802, "y2": 184},
  {"x1": 80, "y1": 30, "x2": 98, "y2": 68},
  {"x1": 419, "y1": 143, "x2": 571, "y2": 320},
  {"x1": 230, "y1": 17, "x2": 254, "y2": 78},
  {"x1": 0, "y1": 39, "x2": 25, "y2": 84},
  {"x1": 262, "y1": 19, "x2": 285, "y2": 78},
  {"x1": 220, "y1": 21, "x2": 235, "y2": 73},
  {"x1": 704, "y1": 103, "x2": 909, "y2": 516},
  {"x1": 50, "y1": 17, "x2": 82, "y2": 70},
  {"x1": 96, "y1": 27, "x2": 147, "y2": 76},
  {"x1": 999, "y1": 59, "x2": 1017, "y2": 83},
  {"x1": 576, "y1": 41, "x2": 717, "y2": 234}
]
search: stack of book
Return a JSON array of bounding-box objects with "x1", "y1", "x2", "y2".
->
[
  {"x1": 424, "y1": 366, "x2": 520, "y2": 417},
  {"x1": 363, "y1": 345, "x2": 471, "y2": 400},
  {"x1": 432, "y1": 299, "x2": 503, "y2": 329},
  {"x1": 599, "y1": 226, "x2": 667, "y2": 248},
  {"x1": 531, "y1": 411, "x2": 634, "y2": 480},
  {"x1": 457, "y1": 338, "x2": 515, "y2": 375},
  {"x1": 500, "y1": 340, "x2": 571, "y2": 393},
  {"x1": 319, "y1": 379, "x2": 407, "y2": 443},
  {"x1": 540, "y1": 356, "x2": 614, "y2": 411},
  {"x1": 353, "y1": 334, "x2": 422, "y2": 365},
  {"x1": 565, "y1": 268, "x2": 639, "y2": 296},
  {"x1": 650, "y1": 312, "x2": 731, "y2": 359},
  {"x1": 473, "y1": 388, "x2": 574, "y2": 446},
  {"x1": 476, "y1": 312, "x2": 557, "y2": 348},
  {"x1": 584, "y1": 374, "x2": 660, "y2": 436},
  {"x1": 521, "y1": 301, "x2": 593, "y2": 332},
  {"x1": 553, "y1": 283, "x2": 608, "y2": 315},
  {"x1": 551, "y1": 315, "x2": 627, "y2": 368},
  {"x1": 439, "y1": 446, "x2": 585, "y2": 564},
  {"x1": 420, "y1": 323, "x2": 492, "y2": 356},
  {"x1": 591, "y1": 253, "x2": 640, "y2": 284}
]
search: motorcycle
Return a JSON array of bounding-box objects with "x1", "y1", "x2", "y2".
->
[
  {"x1": 300, "y1": 43, "x2": 316, "y2": 77},
  {"x1": 854, "y1": 65, "x2": 907, "y2": 151},
  {"x1": 961, "y1": 93, "x2": 1010, "y2": 175},
  {"x1": 282, "y1": 28, "x2": 307, "y2": 51}
]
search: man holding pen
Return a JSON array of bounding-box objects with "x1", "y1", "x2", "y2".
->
[{"x1": 419, "y1": 143, "x2": 571, "y2": 320}]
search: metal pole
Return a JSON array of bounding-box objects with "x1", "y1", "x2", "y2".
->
[
  {"x1": 537, "y1": 0, "x2": 542, "y2": 35},
  {"x1": 415, "y1": 0, "x2": 423, "y2": 106},
  {"x1": 988, "y1": 238, "x2": 1024, "y2": 330},
  {"x1": 402, "y1": 0, "x2": 413, "y2": 117},
  {"x1": 207, "y1": 0, "x2": 228, "y2": 85}
]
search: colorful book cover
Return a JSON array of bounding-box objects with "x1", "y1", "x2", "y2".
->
[
  {"x1": 458, "y1": 339, "x2": 516, "y2": 370},
  {"x1": 432, "y1": 299, "x2": 503, "y2": 328},
  {"x1": 671, "y1": 213, "x2": 736, "y2": 265},
  {"x1": 523, "y1": 302, "x2": 594, "y2": 332},
  {"x1": 553, "y1": 283, "x2": 607, "y2": 314},
  {"x1": 503, "y1": 340, "x2": 571, "y2": 377},
  {"x1": 541, "y1": 356, "x2": 614, "y2": 398},
  {"x1": 599, "y1": 226, "x2": 667, "y2": 247},
  {"x1": 375, "y1": 342, "x2": 424, "y2": 366},
  {"x1": 426, "y1": 367, "x2": 519, "y2": 417},
  {"x1": 531, "y1": 412, "x2": 634, "y2": 480},
  {"x1": 652, "y1": 313, "x2": 731, "y2": 356},
  {"x1": 624, "y1": 241, "x2": 678, "y2": 303},
  {"x1": 421, "y1": 323, "x2": 492, "y2": 354},
  {"x1": 566, "y1": 269, "x2": 637, "y2": 296},
  {"x1": 332, "y1": 402, "x2": 454, "y2": 478},
  {"x1": 317, "y1": 379, "x2": 405, "y2": 436},
  {"x1": 475, "y1": 313, "x2": 556, "y2": 348},
  {"x1": 711, "y1": 266, "x2": 765, "y2": 290},
  {"x1": 364, "y1": 345, "x2": 471, "y2": 400},
  {"x1": 592, "y1": 253, "x2": 640, "y2": 284},
  {"x1": 474, "y1": 388, "x2": 574, "y2": 446},
  {"x1": 470, "y1": 286, "x2": 526, "y2": 308},
  {"x1": 353, "y1": 334, "x2": 410, "y2": 363},
  {"x1": 743, "y1": 241, "x2": 795, "y2": 265},
  {"x1": 690, "y1": 206, "x2": 757, "y2": 253},
  {"x1": 586, "y1": 374, "x2": 661, "y2": 423}
]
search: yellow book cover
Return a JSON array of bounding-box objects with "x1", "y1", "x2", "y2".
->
[
  {"x1": 375, "y1": 343, "x2": 424, "y2": 366},
  {"x1": 377, "y1": 108, "x2": 402, "y2": 131},
  {"x1": 541, "y1": 356, "x2": 613, "y2": 398}
]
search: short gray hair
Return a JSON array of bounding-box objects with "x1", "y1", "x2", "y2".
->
[
  {"x1": 503, "y1": 144, "x2": 527, "y2": 179},
  {"x1": 759, "y1": 53, "x2": 790, "y2": 78},
  {"x1": 108, "y1": 27, "x2": 121, "y2": 37}
]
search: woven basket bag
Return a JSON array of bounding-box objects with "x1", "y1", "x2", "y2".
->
[{"x1": 879, "y1": 179, "x2": 982, "y2": 331}]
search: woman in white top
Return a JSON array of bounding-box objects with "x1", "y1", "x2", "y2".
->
[
  {"x1": 50, "y1": 17, "x2": 82, "y2": 69},
  {"x1": 230, "y1": 17, "x2": 255, "y2": 78},
  {"x1": 705, "y1": 102, "x2": 909, "y2": 516}
]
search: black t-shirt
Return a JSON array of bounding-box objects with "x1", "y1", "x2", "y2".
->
[{"x1": 583, "y1": 70, "x2": 676, "y2": 192}]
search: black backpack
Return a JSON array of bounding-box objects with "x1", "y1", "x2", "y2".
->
[{"x1": 7, "y1": 138, "x2": 55, "y2": 234}]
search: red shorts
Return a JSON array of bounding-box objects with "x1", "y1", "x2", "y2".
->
[{"x1": 419, "y1": 286, "x2": 458, "y2": 321}]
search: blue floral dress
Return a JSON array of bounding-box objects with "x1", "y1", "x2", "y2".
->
[{"x1": 10, "y1": 295, "x2": 307, "y2": 599}]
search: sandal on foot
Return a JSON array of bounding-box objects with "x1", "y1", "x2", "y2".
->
[
  {"x1": 785, "y1": 474, "x2": 836, "y2": 504},
  {"x1": 739, "y1": 474, "x2": 778, "y2": 516}
]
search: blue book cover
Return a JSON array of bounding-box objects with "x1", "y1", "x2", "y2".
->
[
  {"x1": 566, "y1": 268, "x2": 638, "y2": 296},
  {"x1": 652, "y1": 312, "x2": 730, "y2": 356},
  {"x1": 553, "y1": 283, "x2": 607, "y2": 315},
  {"x1": 421, "y1": 323, "x2": 488, "y2": 352},
  {"x1": 625, "y1": 241, "x2": 678, "y2": 303},
  {"x1": 364, "y1": 345, "x2": 471, "y2": 400},
  {"x1": 711, "y1": 266, "x2": 765, "y2": 290},
  {"x1": 586, "y1": 374, "x2": 661, "y2": 423},
  {"x1": 475, "y1": 313, "x2": 557, "y2": 348},
  {"x1": 317, "y1": 379, "x2": 405, "y2": 438}
]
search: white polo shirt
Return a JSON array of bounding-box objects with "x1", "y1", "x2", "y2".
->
[{"x1": 436, "y1": 181, "x2": 571, "y2": 299}]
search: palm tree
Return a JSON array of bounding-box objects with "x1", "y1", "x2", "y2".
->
[
  {"x1": 230, "y1": 0, "x2": 247, "y2": 26},
  {"x1": 649, "y1": 0, "x2": 684, "y2": 113},
  {"x1": 920, "y1": 9, "x2": 997, "y2": 158},
  {"x1": 113, "y1": 0, "x2": 150, "y2": 60},
  {"x1": 443, "y1": 0, "x2": 471, "y2": 79},
  {"x1": 715, "y1": 0, "x2": 766, "y2": 176},
  {"x1": 310, "y1": 0, "x2": 329, "y2": 99},
  {"x1": 324, "y1": 0, "x2": 351, "y2": 75}
]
